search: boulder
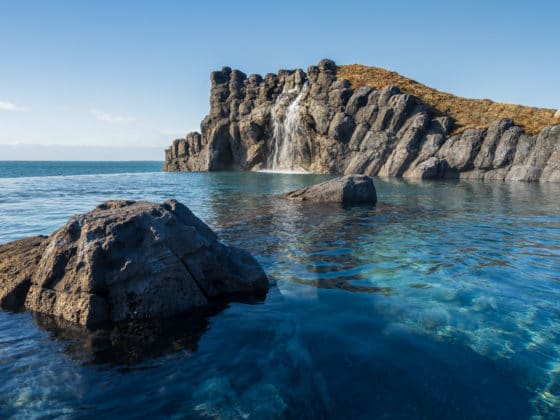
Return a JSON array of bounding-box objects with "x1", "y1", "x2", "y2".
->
[
  {"x1": 0, "y1": 235, "x2": 47, "y2": 310},
  {"x1": 282, "y1": 175, "x2": 377, "y2": 204},
  {"x1": 0, "y1": 199, "x2": 268, "y2": 328}
]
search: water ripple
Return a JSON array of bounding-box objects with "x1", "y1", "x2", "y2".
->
[{"x1": 0, "y1": 168, "x2": 559, "y2": 417}]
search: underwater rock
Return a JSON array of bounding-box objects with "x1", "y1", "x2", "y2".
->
[
  {"x1": 32, "y1": 305, "x2": 225, "y2": 364},
  {"x1": 0, "y1": 199, "x2": 268, "y2": 328},
  {"x1": 192, "y1": 377, "x2": 287, "y2": 419},
  {"x1": 282, "y1": 175, "x2": 377, "y2": 204}
]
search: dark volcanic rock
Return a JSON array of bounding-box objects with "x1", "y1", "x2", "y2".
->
[
  {"x1": 0, "y1": 236, "x2": 47, "y2": 310},
  {"x1": 0, "y1": 200, "x2": 268, "y2": 328},
  {"x1": 163, "y1": 59, "x2": 560, "y2": 182},
  {"x1": 283, "y1": 175, "x2": 377, "y2": 204}
]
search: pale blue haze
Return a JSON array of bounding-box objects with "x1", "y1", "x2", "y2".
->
[{"x1": 1, "y1": 0, "x2": 559, "y2": 159}]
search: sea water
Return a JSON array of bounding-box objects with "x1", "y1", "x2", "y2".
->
[{"x1": 0, "y1": 162, "x2": 559, "y2": 418}]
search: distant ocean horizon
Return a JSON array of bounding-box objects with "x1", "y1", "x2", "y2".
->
[{"x1": 0, "y1": 160, "x2": 163, "y2": 178}]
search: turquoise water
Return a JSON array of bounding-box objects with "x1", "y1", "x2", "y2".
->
[{"x1": 1, "y1": 162, "x2": 560, "y2": 418}]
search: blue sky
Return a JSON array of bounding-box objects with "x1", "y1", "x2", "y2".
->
[{"x1": 1, "y1": 0, "x2": 559, "y2": 160}]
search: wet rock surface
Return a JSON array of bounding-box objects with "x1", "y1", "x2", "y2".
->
[
  {"x1": 164, "y1": 59, "x2": 560, "y2": 182},
  {"x1": 0, "y1": 235, "x2": 47, "y2": 310},
  {"x1": 283, "y1": 175, "x2": 377, "y2": 204},
  {"x1": 0, "y1": 200, "x2": 268, "y2": 328}
]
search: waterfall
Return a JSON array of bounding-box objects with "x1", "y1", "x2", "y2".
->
[{"x1": 266, "y1": 82, "x2": 309, "y2": 173}]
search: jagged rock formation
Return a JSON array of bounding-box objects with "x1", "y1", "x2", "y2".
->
[
  {"x1": 163, "y1": 59, "x2": 560, "y2": 182},
  {"x1": 283, "y1": 175, "x2": 377, "y2": 204},
  {"x1": 0, "y1": 199, "x2": 268, "y2": 328}
]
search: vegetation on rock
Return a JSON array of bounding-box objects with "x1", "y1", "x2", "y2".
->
[{"x1": 338, "y1": 64, "x2": 559, "y2": 135}]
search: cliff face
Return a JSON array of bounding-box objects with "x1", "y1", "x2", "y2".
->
[{"x1": 163, "y1": 59, "x2": 560, "y2": 182}]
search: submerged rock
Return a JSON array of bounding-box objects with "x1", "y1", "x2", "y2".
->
[
  {"x1": 282, "y1": 175, "x2": 377, "y2": 204},
  {"x1": 32, "y1": 305, "x2": 225, "y2": 365},
  {"x1": 0, "y1": 199, "x2": 268, "y2": 328}
]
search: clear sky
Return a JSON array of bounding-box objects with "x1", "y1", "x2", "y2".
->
[{"x1": 1, "y1": 0, "x2": 559, "y2": 160}]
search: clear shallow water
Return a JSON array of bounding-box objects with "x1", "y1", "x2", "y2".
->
[{"x1": 1, "y1": 163, "x2": 560, "y2": 418}]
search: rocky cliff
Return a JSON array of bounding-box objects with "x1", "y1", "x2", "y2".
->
[{"x1": 163, "y1": 59, "x2": 560, "y2": 182}]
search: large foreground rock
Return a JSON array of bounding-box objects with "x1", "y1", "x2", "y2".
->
[
  {"x1": 283, "y1": 175, "x2": 377, "y2": 204},
  {"x1": 0, "y1": 199, "x2": 268, "y2": 328}
]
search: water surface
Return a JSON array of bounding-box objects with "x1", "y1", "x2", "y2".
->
[
  {"x1": 0, "y1": 162, "x2": 559, "y2": 418},
  {"x1": 0, "y1": 160, "x2": 162, "y2": 178}
]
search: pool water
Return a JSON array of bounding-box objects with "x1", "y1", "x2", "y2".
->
[{"x1": 0, "y1": 163, "x2": 559, "y2": 418}]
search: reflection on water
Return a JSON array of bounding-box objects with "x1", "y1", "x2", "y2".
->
[
  {"x1": 0, "y1": 169, "x2": 559, "y2": 417},
  {"x1": 31, "y1": 306, "x2": 225, "y2": 366}
]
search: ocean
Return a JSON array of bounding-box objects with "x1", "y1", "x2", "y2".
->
[{"x1": 0, "y1": 161, "x2": 559, "y2": 418}]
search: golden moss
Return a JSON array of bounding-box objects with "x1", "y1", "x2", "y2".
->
[{"x1": 338, "y1": 64, "x2": 558, "y2": 135}]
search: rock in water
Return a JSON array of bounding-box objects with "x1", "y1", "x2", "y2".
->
[
  {"x1": 282, "y1": 175, "x2": 377, "y2": 204},
  {"x1": 0, "y1": 199, "x2": 269, "y2": 328},
  {"x1": 0, "y1": 236, "x2": 47, "y2": 310}
]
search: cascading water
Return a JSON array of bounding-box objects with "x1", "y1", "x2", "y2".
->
[{"x1": 266, "y1": 82, "x2": 309, "y2": 173}]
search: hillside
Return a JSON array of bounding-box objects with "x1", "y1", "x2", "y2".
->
[{"x1": 338, "y1": 64, "x2": 559, "y2": 135}]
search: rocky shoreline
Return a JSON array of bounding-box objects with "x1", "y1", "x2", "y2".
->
[{"x1": 164, "y1": 59, "x2": 560, "y2": 182}]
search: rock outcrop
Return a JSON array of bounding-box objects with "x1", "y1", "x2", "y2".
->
[
  {"x1": 283, "y1": 175, "x2": 377, "y2": 204},
  {"x1": 0, "y1": 199, "x2": 268, "y2": 328},
  {"x1": 163, "y1": 59, "x2": 560, "y2": 182}
]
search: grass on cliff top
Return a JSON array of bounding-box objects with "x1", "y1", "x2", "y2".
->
[{"x1": 338, "y1": 64, "x2": 559, "y2": 135}]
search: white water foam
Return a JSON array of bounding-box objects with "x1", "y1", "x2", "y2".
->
[{"x1": 257, "y1": 169, "x2": 310, "y2": 175}]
